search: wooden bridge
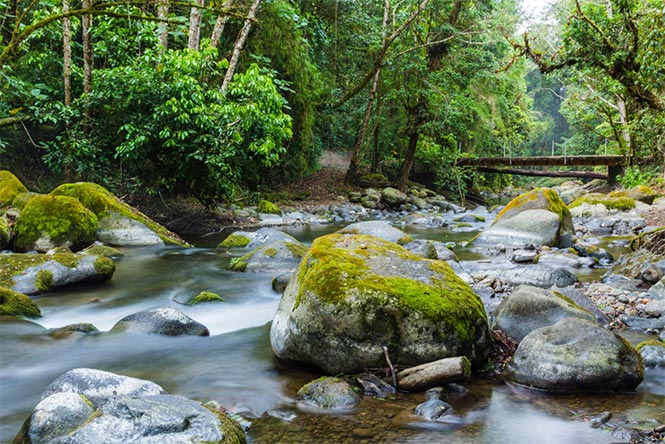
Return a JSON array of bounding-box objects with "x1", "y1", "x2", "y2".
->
[{"x1": 455, "y1": 155, "x2": 628, "y2": 184}]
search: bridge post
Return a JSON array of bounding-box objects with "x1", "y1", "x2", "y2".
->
[{"x1": 608, "y1": 164, "x2": 624, "y2": 185}]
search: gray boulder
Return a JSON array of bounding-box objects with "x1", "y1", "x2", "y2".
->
[
  {"x1": 475, "y1": 188, "x2": 573, "y2": 248},
  {"x1": 4, "y1": 251, "x2": 115, "y2": 295},
  {"x1": 648, "y1": 277, "x2": 665, "y2": 300},
  {"x1": 296, "y1": 377, "x2": 361, "y2": 409},
  {"x1": 403, "y1": 239, "x2": 457, "y2": 261},
  {"x1": 110, "y1": 307, "x2": 210, "y2": 336},
  {"x1": 382, "y1": 187, "x2": 408, "y2": 207},
  {"x1": 96, "y1": 211, "x2": 165, "y2": 246},
  {"x1": 270, "y1": 234, "x2": 491, "y2": 374},
  {"x1": 505, "y1": 317, "x2": 643, "y2": 392},
  {"x1": 492, "y1": 285, "x2": 596, "y2": 342},
  {"x1": 337, "y1": 220, "x2": 412, "y2": 245},
  {"x1": 637, "y1": 341, "x2": 665, "y2": 367},
  {"x1": 18, "y1": 368, "x2": 245, "y2": 444},
  {"x1": 465, "y1": 262, "x2": 579, "y2": 288},
  {"x1": 228, "y1": 239, "x2": 307, "y2": 273}
]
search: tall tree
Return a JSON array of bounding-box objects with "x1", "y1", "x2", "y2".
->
[
  {"x1": 63, "y1": 0, "x2": 72, "y2": 106},
  {"x1": 157, "y1": 0, "x2": 169, "y2": 49},
  {"x1": 81, "y1": 0, "x2": 93, "y2": 94},
  {"x1": 211, "y1": 0, "x2": 234, "y2": 48},
  {"x1": 188, "y1": 0, "x2": 205, "y2": 50},
  {"x1": 221, "y1": 0, "x2": 262, "y2": 95}
]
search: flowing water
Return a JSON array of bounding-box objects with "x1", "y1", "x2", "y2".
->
[{"x1": 1, "y1": 223, "x2": 664, "y2": 443}]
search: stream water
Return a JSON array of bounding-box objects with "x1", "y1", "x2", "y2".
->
[{"x1": 1, "y1": 222, "x2": 664, "y2": 443}]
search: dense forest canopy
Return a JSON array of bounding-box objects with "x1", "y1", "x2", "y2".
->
[{"x1": 1, "y1": 0, "x2": 663, "y2": 204}]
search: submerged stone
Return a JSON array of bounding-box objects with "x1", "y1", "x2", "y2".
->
[
  {"x1": 297, "y1": 377, "x2": 361, "y2": 410},
  {"x1": 110, "y1": 307, "x2": 210, "y2": 336}
]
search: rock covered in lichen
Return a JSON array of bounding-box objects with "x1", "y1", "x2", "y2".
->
[
  {"x1": 50, "y1": 182, "x2": 190, "y2": 247},
  {"x1": 492, "y1": 285, "x2": 596, "y2": 342},
  {"x1": 505, "y1": 317, "x2": 643, "y2": 392},
  {"x1": 110, "y1": 307, "x2": 210, "y2": 336},
  {"x1": 15, "y1": 368, "x2": 246, "y2": 444},
  {"x1": 13, "y1": 195, "x2": 98, "y2": 252},
  {"x1": 228, "y1": 239, "x2": 308, "y2": 273},
  {"x1": 0, "y1": 286, "x2": 41, "y2": 318},
  {"x1": 1, "y1": 250, "x2": 115, "y2": 295},
  {"x1": 296, "y1": 377, "x2": 361, "y2": 410},
  {"x1": 257, "y1": 199, "x2": 281, "y2": 215},
  {"x1": 609, "y1": 185, "x2": 656, "y2": 205},
  {"x1": 217, "y1": 228, "x2": 298, "y2": 250},
  {"x1": 569, "y1": 192, "x2": 636, "y2": 212},
  {"x1": 0, "y1": 170, "x2": 28, "y2": 208},
  {"x1": 270, "y1": 234, "x2": 491, "y2": 374},
  {"x1": 474, "y1": 188, "x2": 574, "y2": 248}
]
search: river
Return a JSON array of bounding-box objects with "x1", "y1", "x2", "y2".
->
[{"x1": 1, "y1": 222, "x2": 663, "y2": 443}]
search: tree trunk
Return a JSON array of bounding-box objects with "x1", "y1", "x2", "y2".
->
[
  {"x1": 63, "y1": 0, "x2": 72, "y2": 106},
  {"x1": 397, "y1": 125, "x2": 420, "y2": 191},
  {"x1": 81, "y1": 0, "x2": 93, "y2": 95},
  {"x1": 221, "y1": 0, "x2": 261, "y2": 95},
  {"x1": 211, "y1": 0, "x2": 234, "y2": 48},
  {"x1": 345, "y1": 0, "x2": 390, "y2": 184},
  {"x1": 616, "y1": 97, "x2": 634, "y2": 162},
  {"x1": 157, "y1": 0, "x2": 169, "y2": 49},
  {"x1": 188, "y1": 0, "x2": 205, "y2": 50}
]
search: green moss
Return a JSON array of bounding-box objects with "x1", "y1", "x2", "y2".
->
[
  {"x1": 191, "y1": 291, "x2": 224, "y2": 305},
  {"x1": 11, "y1": 192, "x2": 40, "y2": 210},
  {"x1": 263, "y1": 248, "x2": 278, "y2": 257},
  {"x1": 83, "y1": 245, "x2": 123, "y2": 257},
  {"x1": 257, "y1": 199, "x2": 281, "y2": 214},
  {"x1": 93, "y1": 256, "x2": 116, "y2": 276},
  {"x1": 454, "y1": 222, "x2": 473, "y2": 228},
  {"x1": 13, "y1": 195, "x2": 98, "y2": 252},
  {"x1": 50, "y1": 182, "x2": 190, "y2": 247},
  {"x1": 294, "y1": 234, "x2": 486, "y2": 341},
  {"x1": 0, "y1": 170, "x2": 29, "y2": 207},
  {"x1": 359, "y1": 173, "x2": 388, "y2": 182},
  {"x1": 218, "y1": 233, "x2": 251, "y2": 248},
  {"x1": 203, "y1": 405, "x2": 247, "y2": 444},
  {"x1": 228, "y1": 256, "x2": 248, "y2": 272},
  {"x1": 0, "y1": 216, "x2": 9, "y2": 249},
  {"x1": 569, "y1": 193, "x2": 636, "y2": 211},
  {"x1": 35, "y1": 269, "x2": 53, "y2": 291},
  {"x1": 495, "y1": 188, "x2": 572, "y2": 234},
  {"x1": 0, "y1": 286, "x2": 41, "y2": 318},
  {"x1": 285, "y1": 241, "x2": 308, "y2": 257},
  {"x1": 636, "y1": 340, "x2": 665, "y2": 351},
  {"x1": 397, "y1": 235, "x2": 413, "y2": 245}
]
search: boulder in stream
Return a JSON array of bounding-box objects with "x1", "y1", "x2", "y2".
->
[
  {"x1": 474, "y1": 188, "x2": 573, "y2": 248},
  {"x1": 217, "y1": 227, "x2": 298, "y2": 250},
  {"x1": 0, "y1": 286, "x2": 41, "y2": 318},
  {"x1": 1, "y1": 250, "x2": 115, "y2": 295},
  {"x1": 337, "y1": 220, "x2": 412, "y2": 245},
  {"x1": 16, "y1": 368, "x2": 246, "y2": 444},
  {"x1": 492, "y1": 285, "x2": 596, "y2": 342},
  {"x1": 505, "y1": 317, "x2": 644, "y2": 392},
  {"x1": 50, "y1": 182, "x2": 190, "y2": 247},
  {"x1": 228, "y1": 239, "x2": 308, "y2": 273},
  {"x1": 110, "y1": 307, "x2": 210, "y2": 336},
  {"x1": 296, "y1": 376, "x2": 361, "y2": 410},
  {"x1": 270, "y1": 233, "x2": 491, "y2": 374}
]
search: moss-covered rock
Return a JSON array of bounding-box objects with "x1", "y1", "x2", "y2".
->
[
  {"x1": 218, "y1": 233, "x2": 252, "y2": 248},
  {"x1": 569, "y1": 192, "x2": 636, "y2": 211},
  {"x1": 50, "y1": 182, "x2": 190, "y2": 247},
  {"x1": 11, "y1": 191, "x2": 40, "y2": 210},
  {"x1": 296, "y1": 377, "x2": 361, "y2": 409},
  {"x1": 0, "y1": 215, "x2": 9, "y2": 249},
  {"x1": 81, "y1": 244, "x2": 124, "y2": 257},
  {"x1": 610, "y1": 185, "x2": 656, "y2": 205},
  {"x1": 0, "y1": 251, "x2": 115, "y2": 295},
  {"x1": 0, "y1": 170, "x2": 29, "y2": 208},
  {"x1": 337, "y1": 220, "x2": 412, "y2": 245},
  {"x1": 217, "y1": 228, "x2": 298, "y2": 250},
  {"x1": 474, "y1": 188, "x2": 573, "y2": 248},
  {"x1": 13, "y1": 195, "x2": 98, "y2": 252},
  {"x1": 257, "y1": 199, "x2": 281, "y2": 214},
  {"x1": 0, "y1": 286, "x2": 41, "y2": 318},
  {"x1": 228, "y1": 240, "x2": 308, "y2": 273},
  {"x1": 270, "y1": 234, "x2": 491, "y2": 374},
  {"x1": 190, "y1": 291, "x2": 224, "y2": 305}
]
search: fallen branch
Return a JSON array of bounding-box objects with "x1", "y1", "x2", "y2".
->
[{"x1": 383, "y1": 346, "x2": 398, "y2": 390}]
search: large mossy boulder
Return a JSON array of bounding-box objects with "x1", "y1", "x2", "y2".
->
[
  {"x1": 13, "y1": 195, "x2": 98, "y2": 252},
  {"x1": 15, "y1": 368, "x2": 246, "y2": 444},
  {"x1": 50, "y1": 182, "x2": 190, "y2": 247},
  {"x1": 505, "y1": 317, "x2": 643, "y2": 392},
  {"x1": 270, "y1": 234, "x2": 491, "y2": 374},
  {"x1": 0, "y1": 170, "x2": 28, "y2": 207},
  {"x1": 0, "y1": 286, "x2": 41, "y2": 318},
  {"x1": 474, "y1": 188, "x2": 573, "y2": 248},
  {"x1": 0, "y1": 215, "x2": 9, "y2": 249},
  {"x1": 492, "y1": 285, "x2": 595, "y2": 342},
  {"x1": 337, "y1": 220, "x2": 412, "y2": 245},
  {"x1": 0, "y1": 250, "x2": 115, "y2": 295},
  {"x1": 609, "y1": 185, "x2": 656, "y2": 205}
]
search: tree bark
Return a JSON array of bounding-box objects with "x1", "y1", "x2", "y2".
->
[
  {"x1": 210, "y1": 0, "x2": 233, "y2": 48},
  {"x1": 81, "y1": 0, "x2": 93, "y2": 95},
  {"x1": 157, "y1": 0, "x2": 169, "y2": 49},
  {"x1": 221, "y1": 0, "x2": 261, "y2": 95},
  {"x1": 63, "y1": 0, "x2": 72, "y2": 106},
  {"x1": 344, "y1": 0, "x2": 390, "y2": 184},
  {"x1": 397, "y1": 123, "x2": 421, "y2": 191},
  {"x1": 188, "y1": 0, "x2": 205, "y2": 50}
]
